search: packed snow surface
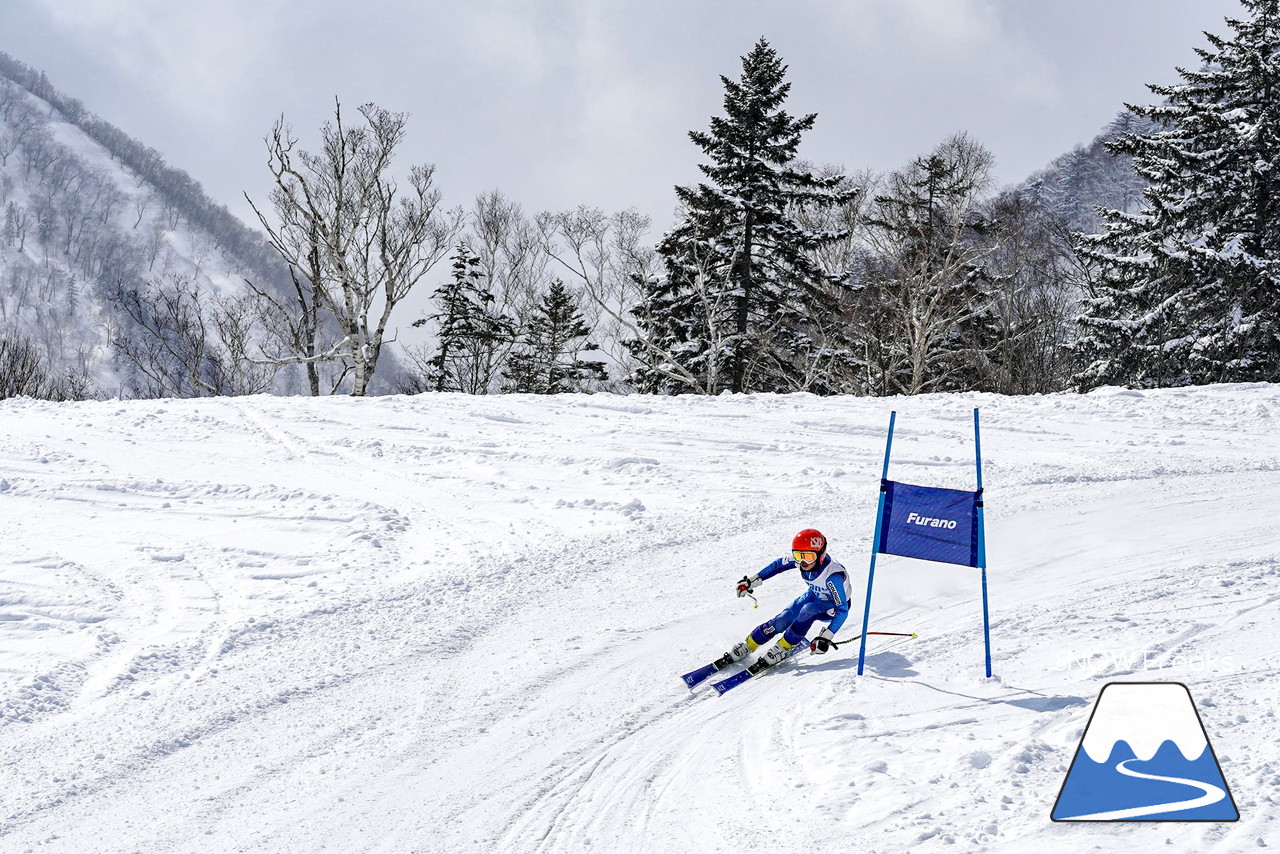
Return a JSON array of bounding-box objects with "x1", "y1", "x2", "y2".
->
[{"x1": 1, "y1": 385, "x2": 1278, "y2": 852}]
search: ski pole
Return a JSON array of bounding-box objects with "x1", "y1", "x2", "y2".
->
[{"x1": 830, "y1": 631, "x2": 916, "y2": 650}]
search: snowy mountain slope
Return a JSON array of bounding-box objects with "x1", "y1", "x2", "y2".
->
[
  {"x1": 0, "y1": 387, "x2": 1278, "y2": 852},
  {"x1": 1014, "y1": 111, "x2": 1155, "y2": 234},
  {"x1": 0, "y1": 60, "x2": 287, "y2": 394}
]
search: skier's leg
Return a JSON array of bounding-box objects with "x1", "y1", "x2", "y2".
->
[
  {"x1": 777, "y1": 602, "x2": 833, "y2": 649},
  {"x1": 744, "y1": 596, "x2": 805, "y2": 652},
  {"x1": 752, "y1": 598, "x2": 827, "y2": 669},
  {"x1": 716, "y1": 598, "x2": 801, "y2": 666}
]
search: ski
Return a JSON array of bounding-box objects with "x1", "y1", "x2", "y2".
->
[
  {"x1": 681, "y1": 652, "x2": 737, "y2": 688},
  {"x1": 711, "y1": 643, "x2": 808, "y2": 695},
  {"x1": 695, "y1": 631, "x2": 917, "y2": 694}
]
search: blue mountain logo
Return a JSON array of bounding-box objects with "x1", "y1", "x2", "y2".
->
[{"x1": 1052, "y1": 682, "x2": 1238, "y2": 822}]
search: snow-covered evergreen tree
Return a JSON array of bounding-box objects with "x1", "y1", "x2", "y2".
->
[
  {"x1": 2, "y1": 202, "x2": 17, "y2": 247},
  {"x1": 631, "y1": 38, "x2": 858, "y2": 395},
  {"x1": 1076, "y1": 0, "x2": 1280, "y2": 388},
  {"x1": 417, "y1": 245, "x2": 513, "y2": 393},
  {"x1": 504, "y1": 279, "x2": 606, "y2": 394},
  {"x1": 1019, "y1": 111, "x2": 1158, "y2": 236}
]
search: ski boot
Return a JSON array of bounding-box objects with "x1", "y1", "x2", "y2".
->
[
  {"x1": 712, "y1": 641, "x2": 751, "y2": 670},
  {"x1": 746, "y1": 638, "x2": 793, "y2": 675}
]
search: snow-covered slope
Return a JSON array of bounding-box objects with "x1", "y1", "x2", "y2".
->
[{"x1": 0, "y1": 387, "x2": 1277, "y2": 852}]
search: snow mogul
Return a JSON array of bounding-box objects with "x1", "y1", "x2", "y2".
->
[{"x1": 722, "y1": 528, "x2": 853, "y2": 675}]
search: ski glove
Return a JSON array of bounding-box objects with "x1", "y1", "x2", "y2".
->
[
  {"x1": 736, "y1": 575, "x2": 761, "y2": 597},
  {"x1": 810, "y1": 627, "x2": 835, "y2": 655}
]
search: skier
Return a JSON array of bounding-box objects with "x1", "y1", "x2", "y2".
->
[{"x1": 720, "y1": 528, "x2": 853, "y2": 674}]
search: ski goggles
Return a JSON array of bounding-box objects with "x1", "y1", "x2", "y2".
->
[{"x1": 792, "y1": 550, "x2": 819, "y2": 563}]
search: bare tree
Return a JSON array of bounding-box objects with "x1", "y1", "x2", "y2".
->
[
  {"x1": 160, "y1": 196, "x2": 182, "y2": 230},
  {"x1": 141, "y1": 221, "x2": 166, "y2": 272},
  {"x1": 245, "y1": 257, "x2": 326, "y2": 395},
  {"x1": 108, "y1": 275, "x2": 278, "y2": 398},
  {"x1": 856, "y1": 133, "x2": 1005, "y2": 395},
  {"x1": 0, "y1": 79, "x2": 21, "y2": 121},
  {"x1": 0, "y1": 329, "x2": 94, "y2": 400},
  {"x1": 789, "y1": 164, "x2": 875, "y2": 282},
  {"x1": 394, "y1": 341, "x2": 435, "y2": 395},
  {"x1": 0, "y1": 100, "x2": 41, "y2": 168},
  {"x1": 537, "y1": 206, "x2": 667, "y2": 391},
  {"x1": 0, "y1": 332, "x2": 54, "y2": 399},
  {"x1": 132, "y1": 191, "x2": 153, "y2": 229},
  {"x1": 3, "y1": 202, "x2": 29, "y2": 251},
  {"x1": 980, "y1": 191, "x2": 1083, "y2": 393},
  {"x1": 246, "y1": 99, "x2": 463, "y2": 395},
  {"x1": 0, "y1": 130, "x2": 18, "y2": 170},
  {"x1": 469, "y1": 190, "x2": 551, "y2": 320},
  {"x1": 542, "y1": 204, "x2": 843, "y2": 396},
  {"x1": 22, "y1": 124, "x2": 61, "y2": 180}
]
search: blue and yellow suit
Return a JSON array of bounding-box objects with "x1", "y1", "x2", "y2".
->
[{"x1": 746, "y1": 554, "x2": 853, "y2": 652}]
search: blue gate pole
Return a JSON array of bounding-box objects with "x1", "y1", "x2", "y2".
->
[
  {"x1": 975, "y1": 408, "x2": 992, "y2": 678},
  {"x1": 858, "y1": 411, "x2": 896, "y2": 676}
]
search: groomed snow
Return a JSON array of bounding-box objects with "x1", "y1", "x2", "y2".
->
[{"x1": 1, "y1": 385, "x2": 1277, "y2": 852}]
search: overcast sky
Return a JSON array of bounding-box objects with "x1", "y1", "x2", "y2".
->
[{"x1": 4, "y1": 0, "x2": 1246, "y2": 236}]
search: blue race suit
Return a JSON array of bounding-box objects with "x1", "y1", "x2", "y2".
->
[{"x1": 747, "y1": 554, "x2": 853, "y2": 650}]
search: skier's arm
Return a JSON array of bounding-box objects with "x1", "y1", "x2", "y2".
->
[
  {"x1": 755, "y1": 557, "x2": 792, "y2": 581},
  {"x1": 736, "y1": 557, "x2": 790, "y2": 597}
]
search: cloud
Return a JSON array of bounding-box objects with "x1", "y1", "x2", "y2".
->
[
  {"x1": 8, "y1": 0, "x2": 1248, "y2": 232},
  {"x1": 37, "y1": 0, "x2": 276, "y2": 122},
  {"x1": 898, "y1": 0, "x2": 1000, "y2": 51},
  {"x1": 457, "y1": 3, "x2": 553, "y2": 84}
]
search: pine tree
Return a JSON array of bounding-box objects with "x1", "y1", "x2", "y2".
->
[
  {"x1": 858, "y1": 134, "x2": 1004, "y2": 395},
  {"x1": 416, "y1": 245, "x2": 513, "y2": 393},
  {"x1": 2, "y1": 202, "x2": 18, "y2": 248},
  {"x1": 504, "y1": 279, "x2": 607, "y2": 394},
  {"x1": 631, "y1": 38, "x2": 858, "y2": 394},
  {"x1": 65, "y1": 274, "x2": 78, "y2": 317},
  {"x1": 1076, "y1": 0, "x2": 1280, "y2": 388}
]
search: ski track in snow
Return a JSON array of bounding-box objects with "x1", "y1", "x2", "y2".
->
[{"x1": 0, "y1": 387, "x2": 1278, "y2": 852}]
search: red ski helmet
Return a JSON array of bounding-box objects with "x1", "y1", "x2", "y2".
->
[{"x1": 792, "y1": 529, "x2": 826, "y2": 562}]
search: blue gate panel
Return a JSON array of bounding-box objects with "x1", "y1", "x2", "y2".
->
[{"x1": 878, "y1": 480, "x2": 980, "y2": 567}]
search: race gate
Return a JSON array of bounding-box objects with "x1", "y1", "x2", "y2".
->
[{"x1": 857, "y1": 409, "x2": 992, "y2": 677}]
